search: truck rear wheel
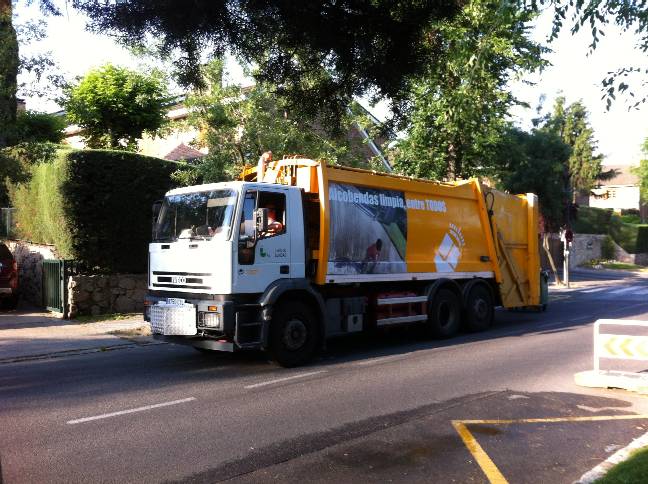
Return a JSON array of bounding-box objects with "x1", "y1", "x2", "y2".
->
[
  {"x1": 464, "y1": 283, "x2": 494, "y2": 332},
  {"x1": 428, "y1": 288, "x2": 461, "y2": 338},
  {"x1": 269, "y1": 301, "x2": 319, "y2": 367}
]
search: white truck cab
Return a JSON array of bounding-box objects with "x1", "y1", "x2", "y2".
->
[{"x1": 146, "y1": 180, "x2": 317, "y2": 366}]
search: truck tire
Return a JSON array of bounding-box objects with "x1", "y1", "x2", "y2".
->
[
  {"x1": 464, "y1": 283, "x2": 494, "y2": 332},
  {"x1": 428, "y1": 288, "x2": 462, "y2": 338},
  {"x1": 269, "y1": 301, "x2": 319, "y2": 367}
]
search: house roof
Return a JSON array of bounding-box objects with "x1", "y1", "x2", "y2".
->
[
  {"x1": 600, "y1": 165, "x2": 639, "y2": 186},
  {"x1": 164, "y1": 143, "x2": 206, "y2": 161}
]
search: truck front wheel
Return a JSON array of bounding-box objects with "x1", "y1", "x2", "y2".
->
[
  {"x1": 428, "y1": 288, "x2": 462, "y2": 338},
  {"x1": 269, "y1": 301, "x2": 319, "y2": 367}
]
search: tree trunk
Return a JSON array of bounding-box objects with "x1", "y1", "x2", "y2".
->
[{"x1": 0, "y1": 0, "x2": 18, "y2": 148}]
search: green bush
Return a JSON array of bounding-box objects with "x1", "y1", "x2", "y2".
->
[
  {"x1": 601, "y1": 235, "x2": 616, "y2": 260},
  {"x1": 609, "y1": 216, "x2": 648, "y2": 254},
  {"x1": 572, "y1": 206, "x2": 612, "y2": 234},
  {"x1": 620, "y1": 213, "x2": 642, "y2": 224},
  {"x1": 10, "y1": 148, "x2": 177, "y2": 273}
]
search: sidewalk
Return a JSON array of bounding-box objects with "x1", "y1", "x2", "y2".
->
[{"x1": 0, "y1": 308, "x2": 154, "y2": 363}]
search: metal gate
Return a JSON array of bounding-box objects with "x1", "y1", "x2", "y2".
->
[{"x1": 42, "y1": 260, "x2": 75, "y2": 315}]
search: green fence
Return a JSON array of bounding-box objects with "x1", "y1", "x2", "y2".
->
[
  {"x1": 0, "y1": 208, "x2": 17, "y2": 239},
  {"x1": 42, "y1": 260, "x2": 78, "y2": 316}
]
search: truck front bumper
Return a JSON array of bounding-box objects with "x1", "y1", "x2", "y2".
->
[{"x1": 152, "y1": 334, "x2": 235, "y2": 352}]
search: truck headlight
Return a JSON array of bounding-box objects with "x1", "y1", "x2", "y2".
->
[{"x1": 199, "y1": 311, "x2": 221, "y2": 329}]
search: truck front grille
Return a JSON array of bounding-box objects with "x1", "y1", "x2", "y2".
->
[{"x1": 152, "y1": 271, "x2": 212, "y2": 290}]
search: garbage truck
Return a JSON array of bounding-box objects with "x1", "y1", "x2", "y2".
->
[{"x1": 145, "y1": 158, "x2": 545, "y2": 366}]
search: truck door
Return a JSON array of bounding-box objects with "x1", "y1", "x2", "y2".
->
[{"x1": 235, "y1": 188, "x2": 292, "y2": 293}]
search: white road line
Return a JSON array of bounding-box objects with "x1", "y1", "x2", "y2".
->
[
  {"x1": 581, "y1": 287, "x2": 608, "y2": 293},
  {"x1": 244, "y1": 370, "x2": 326, "y2": 389},
  {"x1": 355, "y1": 354, "x2": 407, "y2": 366},
  {"x1": 609, "y1": 286, "x2": 638, "y2": 295},
  {"x1": 66, "y1": 397, "x2": 196, "y2": 425}
]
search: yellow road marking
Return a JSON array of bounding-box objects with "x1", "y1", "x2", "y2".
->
[
  {"x1": 452, "y1": 414, "x2": 648, "y2": 483},
  {"x1": 452, "y1": 421, "x2": 508, "y2": 484},
  {"x1": 457, "y1": 414, "x2": 648, "y2": 425}
]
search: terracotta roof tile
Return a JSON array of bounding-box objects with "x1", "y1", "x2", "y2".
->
[{"x1": 164, "y1": 143, "x2": 206, "y2": 161}]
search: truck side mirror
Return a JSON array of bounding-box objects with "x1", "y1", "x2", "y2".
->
[
  {"x1": 255, "y1": 208, "x2": 269, "y2": 234},
  {"x1": 151, "y1": 200, "x2": 163, "y2": 239}
]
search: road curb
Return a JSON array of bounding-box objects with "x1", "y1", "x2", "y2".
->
[
  {"x1": 575, "y1": 430, "x2": 648, "y2": 483},
  {"x1": 0, "y1": 340, "x2": 166, "y2": 364}
]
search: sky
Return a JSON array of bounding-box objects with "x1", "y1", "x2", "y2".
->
[{"x1": 15, "y1": 3, "x2": 647, "y2": 167}]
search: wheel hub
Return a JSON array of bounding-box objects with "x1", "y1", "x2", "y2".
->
[
  {"x1": 283, "y1": 319, "x2": 307, "y2": 350},
  {"x1": 473, "y1": 298, "x2": 487, "y2": 319}
]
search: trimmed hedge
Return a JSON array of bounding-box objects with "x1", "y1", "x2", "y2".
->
[
  {"x1": 11, "y1": 148, "x2": 177, "y2": 273},
  {"x1": 574, "y1": 206, "x2": 648, "y2": 254},
  {"x1": 572, "y1": 206, "x2": 612, "y2": 235},
  {"x1": 610, "y1": 216, "x2": 648, "y2": 254}
]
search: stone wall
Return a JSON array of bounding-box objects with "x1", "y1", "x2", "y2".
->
[
  {"x1": 5, "y1": 240, "x2": 59, "y2": 305},
  {"x1": 67, "y1": 274, "x2": 147, "y2": 318},
  {"x1": 569, "y1": 233, "x2": 648, "y2": 267},
  {"x1": 613, "y1": 243, "x2": 648, "y2": 266},
  {"x1": 569, "y1": 234, "x2": 606, "y2": 268}
]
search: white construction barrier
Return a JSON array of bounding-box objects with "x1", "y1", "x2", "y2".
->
[{"x1": 575, "y1": 319, "x2": 648, "y2": 394}]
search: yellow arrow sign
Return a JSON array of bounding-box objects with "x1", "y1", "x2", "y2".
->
[{"x1": 599, "y1": 334, "x2": 648, "y2": 361}]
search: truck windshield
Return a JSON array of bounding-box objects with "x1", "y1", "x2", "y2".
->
[{"x1": 154, "y1": 189, "x2": 237, "y2": 241}]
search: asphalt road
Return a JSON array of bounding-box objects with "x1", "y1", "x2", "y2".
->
[{"x1": 2, "y1": 272, "x2": 648, "y2": 483}]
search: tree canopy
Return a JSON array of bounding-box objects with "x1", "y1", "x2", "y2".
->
[
  {"x1": 389, "y1": 0, "x2": 546, "y2": 180},
  {"x1": 73, "y1": 0, "x2": 461, "y2": 128},
  {"x1": 64, "y1": 64, "x2": 169, "y2": 150},
  {"x1": 492, "y1": 126, "x2": 569, "y2": 231},
  {"x1": 535, "y1": 0, "x2": 648, "y2": 107},
  {"x1": 178, "y1": 60, "x2": 371, "y2": 184},
  {"x1": 540, "y1": 96, "x2": 605, "y2": 198}
]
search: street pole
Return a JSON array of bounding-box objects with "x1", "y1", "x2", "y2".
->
[{"x1": 563, "y1": 241, "x2": 570, "y2": 288}]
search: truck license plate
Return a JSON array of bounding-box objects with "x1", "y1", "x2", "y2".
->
[{"x1": 167, "y1": 298, "x2": 186, "y2": 306}]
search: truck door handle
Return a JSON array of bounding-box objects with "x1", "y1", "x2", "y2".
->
[{"x1": 280, "y1": 265, "x2": 290, "y2": 274}]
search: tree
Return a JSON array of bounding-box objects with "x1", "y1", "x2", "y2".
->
[
  {"x1": 64, "y1": 64, "x2": 168, "y2": 150},
  {"x1": 540, "y1": 97, "x2": 605, "y2": 200},
  {"x1": 389, "y1": 0, "x2": 546, "y2": 180},
  {"x1": 0, "y1": 0, "x2": 61, "y2": 148},
  {"x1": 0, "y1": 0, "x2": 18, "y2": 148},
  {"x1": 13, "y1": 110, "x2": 65, "y2": 144},
  {"x1": 73, "y1": 0, "x2": 462, "y2": 129},
  {"x1": 632, "y1": 138, "x2": 648, "y2": 216},
  {"x1": 526, "y1": 0, "x2": 648, "y2": 107},
  {"x1": 492, "y1": 127, "x2": 569, "y2": 231},
  {"x1": 181, "y1": 60, "x2": 368, "y2": 183}
]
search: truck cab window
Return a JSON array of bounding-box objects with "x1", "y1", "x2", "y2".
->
[
  {"x1": 258, "y1": 192, "x2": 286, "y2": 238},
  {"x1": 239, "y1": 191, "x2": 257, "y2": 239}
]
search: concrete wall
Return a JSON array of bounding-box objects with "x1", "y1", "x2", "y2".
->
[
  {"x1": 5, "y1": 240, "x2": 59, "y2": 305},
  {"x1": 67, "y1": 274, "x2": 147, "y2": 318}
]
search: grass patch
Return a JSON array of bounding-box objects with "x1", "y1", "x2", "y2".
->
[
  {"x1": 73, "y1": 313, "x2": 142, "y2": 324},
  {"x1": 581, "y1": 260, "x2": 648, "y2": 272},
  {"x1": 600, "y1": 262, "x2": 647, "y2": 271},
  {"x1": 596, "y1": 447, "x2": 648, "y2": 483}
]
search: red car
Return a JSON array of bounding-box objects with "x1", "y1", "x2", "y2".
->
[{"x1": 0, "y1": 243, "x2": 19, "y2": 309}]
